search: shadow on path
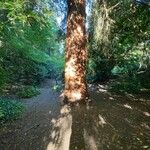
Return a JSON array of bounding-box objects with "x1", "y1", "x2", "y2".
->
[{"x1": 0, "y1": 80, "x2": 150, "y2": 150}]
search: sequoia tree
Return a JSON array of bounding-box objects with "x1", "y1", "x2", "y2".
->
[{"x1": 64, "y1": 0, "x2": 88, "y2": 103}]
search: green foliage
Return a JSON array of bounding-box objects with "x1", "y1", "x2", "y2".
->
[
  {"x1": 0, "y1": 0, "x2": 63, "y2": 90},
  {"x1": 0, "y1": 67, "x2": 7, "y2": 89},
  {"x1": 17, "y1": 86, "x2": 40, "y2": 98},
  {"x1": 87, "y1": 57, "x2": 114, "y2": 82},
  {"x1": 0, "y1": 98, "x2": 24, "y2": 122},
  {"x1": 48, "y1": 55, "x2": 64, "y2": 79},
  {"x1": 110, "y1": 76, "x2": 142, "y2": 94},
  {"x1": 89, "y1": 0, "x2": 150, "y2": 89},
  {"x1": 0, "y1": 0, "x2": 52, "y2": 29}
]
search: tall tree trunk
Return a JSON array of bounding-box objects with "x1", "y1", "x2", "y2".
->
[{"x1": 64, "y1": 0, "x2": 88, "y2": 103}]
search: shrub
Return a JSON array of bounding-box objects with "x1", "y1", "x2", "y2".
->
[
  {"x1": 0, "y1": 67, "x2": 7, "y2": 90},
  {"x1": 17, "y1": 86, "x2": 40, "y2": 98},
  {"x1": 0, "y1": 99, "x2": 24, "y2": 122},
  {"x1": 110, "y1": 76, "x2": 142, "y2": 94}
]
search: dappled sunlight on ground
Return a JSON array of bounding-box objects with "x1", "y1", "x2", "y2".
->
[
  {"x1": 143, "y1": 112, "x2": 150, "y2": 117},
  {"x1": 98, "y1": 114, "x2": 107, "y2": 127},
  {"x1": 123, "y1": 104, "x2": 133, "y2": 109},
  {"x1": 0, "y1": 80, "x2": 150, "y2": 149},
  {"x1": 47, "y1": 105, "x2": 72, "y2": 150},
  {"x1": 84, "y1": 129, "x2": 98, "y2": 150}
]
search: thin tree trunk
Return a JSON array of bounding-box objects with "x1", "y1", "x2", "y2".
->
[{"x1": 64, "y1": 0, "x2": 88, "y2": 103}]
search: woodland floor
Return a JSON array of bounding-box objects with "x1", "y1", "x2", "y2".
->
[{"x1": 0, "y1": 79, "x2": 150, "y2": 150}]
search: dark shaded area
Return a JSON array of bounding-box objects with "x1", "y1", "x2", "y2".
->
[{"x1": 0, "y1": 80, "x2": 149, "y2": 150}]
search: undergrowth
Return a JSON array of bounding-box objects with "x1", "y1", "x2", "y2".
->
[
  {"x1": 17, "y1": 86, "x2": 40, "y2": 98},
  {"x1": 0, "y1": 98, "x2": 24, "y2": 122}
]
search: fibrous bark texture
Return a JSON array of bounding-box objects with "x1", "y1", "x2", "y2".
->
[{"x1": 64, "y1": 0, "x2": 88, "y2": 103}]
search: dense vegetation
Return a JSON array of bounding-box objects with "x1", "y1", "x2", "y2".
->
[
  {"x1": 0, "y1": 0, "x2": 150, "y2": 121},
  {"x1": 0, "y1": 0, "x2": 64, "y2": 89},
  {"x1": 0, "y1": 0, "x2": 64, "y2": 121},
  {"x1": 88, "y1": 0, "x2": 150, "y2": 93},
  {"x1": 0, "y1": 98, "x2": 24, "y2": 122}
]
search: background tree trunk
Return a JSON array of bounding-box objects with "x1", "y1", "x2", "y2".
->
[{"x1": 64, "y1": 0, "x2": 88, "y2": 103}]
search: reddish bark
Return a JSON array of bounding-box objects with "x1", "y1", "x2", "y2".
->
[{"x1": 64, "y1": 0, "x2": 88, "y2": 103}]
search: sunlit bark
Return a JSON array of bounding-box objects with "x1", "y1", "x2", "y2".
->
[{"x1": 64, "y1": 0, "x2": 88, "y2": 103}]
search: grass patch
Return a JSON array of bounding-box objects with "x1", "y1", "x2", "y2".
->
[
  {"x1": 0, "y1": 98, "x2": 25, "y2": 122},
  {"x1": 17, "y1": 86, "x2": 40, "y2": 98}
]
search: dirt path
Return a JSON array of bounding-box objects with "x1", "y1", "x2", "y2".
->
[{"x1": 0, "y1": 80, "x2": 150, "y2": 150}]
